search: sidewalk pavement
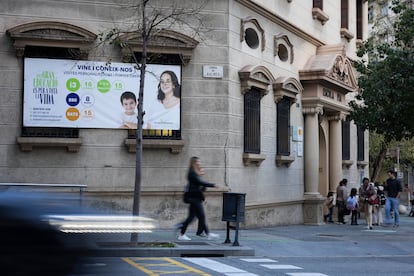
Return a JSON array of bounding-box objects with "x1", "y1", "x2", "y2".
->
[{"x1": 91, "y1": 214, "x2": 414, "y2": 258}]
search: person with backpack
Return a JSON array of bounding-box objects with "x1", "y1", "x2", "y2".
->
[
  {"x1": 347, "y1": 188, "x2": 359, "y2": 225},
  {"x1": 373, "y1": 182, "x2": 385, "y2": 226}
]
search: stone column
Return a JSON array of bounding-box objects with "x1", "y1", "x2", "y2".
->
[
  {"x1": 303, "y1": 105, "x2": 325, "y2": 225},
  {"x1": 328, "y1": 112, "x2": 346, "y2": 193}
]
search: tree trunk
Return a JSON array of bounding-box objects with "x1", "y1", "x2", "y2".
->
[
  {"x1": 131, "y1": 0, "x2": 148, "y2": 243},
  {"x1": 371, "y1": 141, "x2": 389, "y2": 183}
]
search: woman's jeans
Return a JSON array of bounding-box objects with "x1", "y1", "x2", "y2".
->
[
  {"x1": 180, "y1": 199, "x2": 209, "y2": 235},
  {"x1": 337, "y1": 201, "x2": 345, "y2": 223},
  {"x1": 385, "y1": 197, "x2": 400, "y2": 225}
]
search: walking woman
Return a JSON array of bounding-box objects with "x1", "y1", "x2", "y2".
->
[
  {"x1": 359, "y1": 177, "x2": 376, "y2": 230},
  {"x1": 177, "y1": 157, "x2": 219, "y2": 241}
]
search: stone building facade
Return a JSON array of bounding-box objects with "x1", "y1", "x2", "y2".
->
[{"x1": 0, "y1": 0, "x2": 369, "y2": 229}]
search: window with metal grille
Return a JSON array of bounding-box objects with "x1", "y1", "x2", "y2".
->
[
  {"x1": 313, "y1": 0, "x2": 323, "y2": 9},
  {"x1": 356, "y1": 0, "x2": 363, "y2": 40},
  {"x1": 128, "y1": 129, "x2": 181, "y2": 139},
  {"x1": 23, "y1": 46, "x2": 79, "y2": 138},
  {"x1": 341, "y1": 0, "x2": 349, "y2": 29},
  {"x1": 342, "y1": 119, "x2": 350, "y2": 160},
  {"x1": 357, "y1": 126, "x2": 365, "y2": 161},
  {"x1": 277, "y1": 98, "x2": 290, "y2": 156},
  {"x1": 244, "y1": 88, "x2": 261, "y2": 154}
]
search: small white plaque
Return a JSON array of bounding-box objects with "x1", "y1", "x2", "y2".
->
[{"x1": 202, "y1": 65, "x2": 223, "y2": 78}]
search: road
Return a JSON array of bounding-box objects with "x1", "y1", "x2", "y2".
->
[
  {"x1": 69, "y1": 214, "x2": 414, "y2": 275},
  {"x1": 71, "y1": 255, "x2": 414, "y2": 275}
]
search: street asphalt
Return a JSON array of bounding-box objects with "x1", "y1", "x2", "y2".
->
[{"x1": 91, "y1": 212, "x2": 414, "y2": 258}]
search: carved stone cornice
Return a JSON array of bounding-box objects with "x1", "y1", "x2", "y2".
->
[
  {"x1": 273, "y1": 76, "x2": 303, "y2": 103},
  {"x1": 239, "y1": 65, "x2": 274, "y2": 96},
  {"x1": 300, "y1": 44, "x2": 358, "y2": 94},
  {"x1": 6, "y1": 21, "x2": 97, "y2": 57},
  {"x1": 326, "y1": 111, "x2": 348, "y2": 121},
  {"x1": 302, "y1": 105, "x2": 324, "y2": 115},
  {"x1": 235, "y1": 0, "x2": 325, "y2": 46},
  {"x1": 118, "y1": 29, "x2": 198, "y2": 66}
]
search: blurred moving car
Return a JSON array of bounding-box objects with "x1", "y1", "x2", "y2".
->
[
  {"x1": 0, "y1": 190, "x2": 155, "y2": 275},
  {"x1": 0, "y1": 191, "x2": 92, "y2": 276}
]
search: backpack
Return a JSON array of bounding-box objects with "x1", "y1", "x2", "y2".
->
[
  {"x1": 379, "y1": 192, "x2": 386, "y2": 205},
  {"x1": 346, "y1": 196, "x2": 357, "y2": 210}
]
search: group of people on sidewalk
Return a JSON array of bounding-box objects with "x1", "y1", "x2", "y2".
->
[{"x1": 324, "y1": 170, "x2": 403, "y2": 229}]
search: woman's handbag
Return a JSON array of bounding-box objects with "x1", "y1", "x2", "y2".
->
[{"x1": 183, "y1": 183, "x2": 190, "y2": 203}]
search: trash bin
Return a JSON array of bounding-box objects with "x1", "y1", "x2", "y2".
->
[
  {"x1": 222, "y1": 192, "x2": 245, "y2": 246},
  {"x1": 222, "y1": 192, "x2": 246, "y2": 222}
]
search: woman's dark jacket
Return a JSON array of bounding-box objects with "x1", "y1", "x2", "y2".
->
[{"x1": 186, "y1": 170, "x2": 215, "y2": 201}]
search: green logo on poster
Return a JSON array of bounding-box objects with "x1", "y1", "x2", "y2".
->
[
  {"x1": 97, "y1": 79, "x2": 111, "y2": 93},
  {"x1": 66, "y1": 78, "x2": 80, "y2": 92}
]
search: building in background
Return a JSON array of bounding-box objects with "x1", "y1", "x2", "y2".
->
[{"x1": 0, "y1": 0, "x2": 369, "y2": 228}]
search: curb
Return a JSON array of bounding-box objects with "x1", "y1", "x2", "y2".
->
[{"x1": 90, "y1": 242, "x2": 255, "y2": 257}]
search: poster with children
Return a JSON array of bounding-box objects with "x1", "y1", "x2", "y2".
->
[{"x1": 23, "y1": 58, "x2": 181, "y2": 130}]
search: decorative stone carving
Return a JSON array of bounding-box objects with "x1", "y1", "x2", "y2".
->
[{"x1": 330, "y1": 55, "x2": 352, "y2": 85}]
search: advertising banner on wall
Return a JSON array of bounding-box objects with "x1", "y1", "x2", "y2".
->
[{"x1": 23, "y1": 58, "x2": 181, "y2": 130}]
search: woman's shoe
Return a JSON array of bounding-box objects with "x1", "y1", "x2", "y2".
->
[
  {"x1": 178, "y1": 234, "x2": 191, "y2": 241},
  {"x1": 207, "y1": 233, "x2": 220, "y2": 240}
]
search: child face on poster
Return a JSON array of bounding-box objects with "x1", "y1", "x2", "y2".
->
[
  {"x1": 122, "y1": 97, "x2": 136, "y2": 115},
  {"x1": 119, "y1": 91, "x2": 137, "y2": 129},
  {"x1": 120, "y1": 91, "x2": 137, "y2": 115}
]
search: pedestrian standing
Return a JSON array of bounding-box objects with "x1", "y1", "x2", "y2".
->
[
  {"x1": 336, "y1": 179, "x2": 348, "y2": 224},
  {"x1": 323, "y1": 191, "x2": 334, "y2": 223},
  {"x1": 176, "y1": 157, "x2": 220, "y2": 241},
  {"x1": 372, "y1": 182, "x2": 384, "y2": 226},
  {"x1": 384, "y1": 170, "x2": 403, "y2": 227},
  {"x1": 347, "y1": 188, "x2": 359, "y2": 225}
]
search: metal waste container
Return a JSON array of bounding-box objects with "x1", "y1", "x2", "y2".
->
[
  {"x1": 222, "y1": 192, "x2": 246, "y2": 222},
  {"x1": 222, "y1": 192, "x2": 246, "y2": 246}
]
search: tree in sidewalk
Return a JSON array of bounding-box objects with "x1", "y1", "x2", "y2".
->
[
  {"x1": 99, "y1": 0, "x2": 209, "y2": 243},
  {"x1": 350, "y1": 0, "x2": 414, "y2": 182}
]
